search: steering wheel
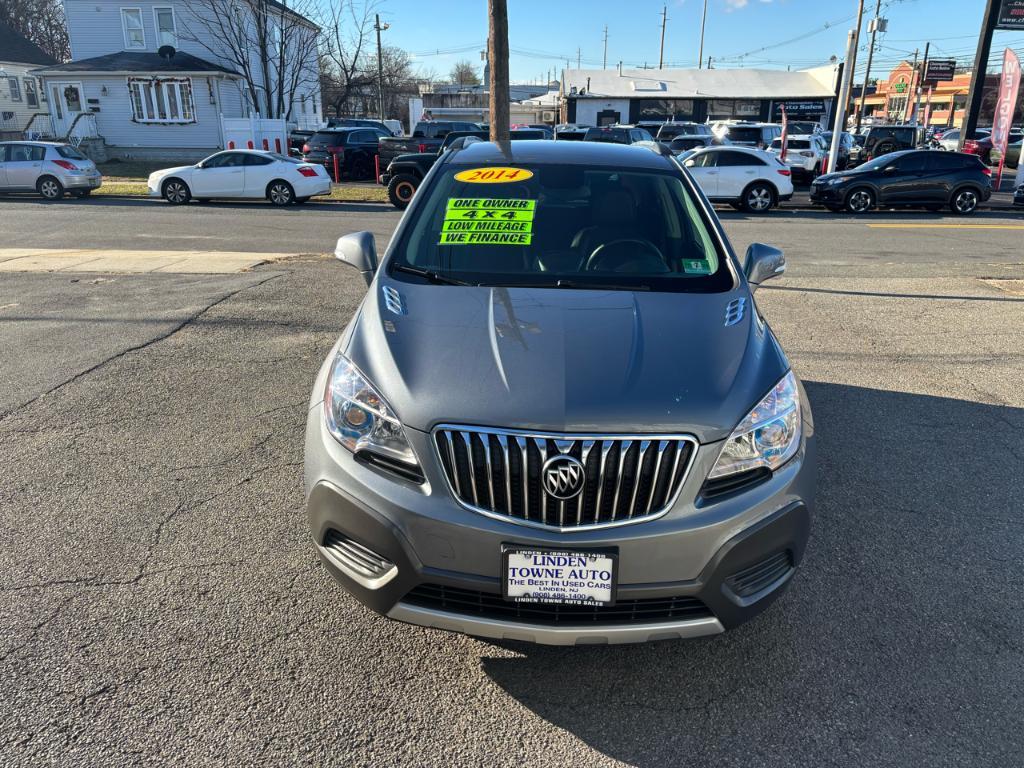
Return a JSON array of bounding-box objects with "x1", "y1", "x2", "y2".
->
[{"x1": 585, "y1": 238, "x2": 667, "y2": 273}]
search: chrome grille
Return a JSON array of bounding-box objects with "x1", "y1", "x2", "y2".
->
[{"x1": 434, "y1": 426, "x2": 697, "y2": 530}]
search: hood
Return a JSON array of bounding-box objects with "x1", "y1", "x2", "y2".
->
[
  {"x1": 150, "y1": 165, "x2": 194, "y2": 181},
  {"x1": 344, "y1": 280, "x2": 789, "y2": 443}
]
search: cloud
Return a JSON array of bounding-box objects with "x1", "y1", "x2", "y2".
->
[{"x1": 724, "y1": 0, "x2": 749, "y2": 8}]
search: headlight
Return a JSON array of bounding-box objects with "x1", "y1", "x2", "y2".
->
[
  {"x1": 709, "y1": 371, "x2": 802, "y2": 479},
  {"x1": 826, "y1": 176, "x2": 847, "y2": 186},
  {"x1": 323, "y1": 353, "x2": 416, "y2": 466}
]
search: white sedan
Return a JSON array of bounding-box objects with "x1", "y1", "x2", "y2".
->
[
  {"x1": 148, "y1": 149, "x2": 331, "y2": 205},
  {"x1": 678, "y1": 145, "x2": 794, "y2": 212}
]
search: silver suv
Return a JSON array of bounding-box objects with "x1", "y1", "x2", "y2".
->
[
  {"x1": 0, "y1": 141, "x2": 102, "y2": 199},
  {"x1": 305, "y1": 140, "x2": 815, "y2": 645}
]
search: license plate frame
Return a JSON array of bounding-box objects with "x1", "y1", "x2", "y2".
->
[{"x1": 501, "y1": 544, "x2": 618, "y2": 607}]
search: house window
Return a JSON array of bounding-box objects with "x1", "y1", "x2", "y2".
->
[
  {"x1": 122, "y1": 8, "x2": 146, "y2": 49},
  {"x1": 7, "y1": 78, "x2": 21, "y2": 101},
  {"x1": 153, "y1": 7, "x2": 177, "y2": 47},
  {"x1": 129, "y1": 77, "x2": 195, "y2": 123},
  {"x1": 24, "y1": 79, "x2": 38, "y2": 108}
]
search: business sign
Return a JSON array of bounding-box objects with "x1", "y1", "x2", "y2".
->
[
  {"x1": 998, "y1": 0, "x2": 1024, "y2": 29},
  {"x1": 770, "y1": 100, "x2": 827, "y2": 118},
  {"x1": 992, "y1": 48, "x2": 1022, "y2": 187},
  {"x1": 923, "y1": 59, "x2": 957, "y2": 85}
]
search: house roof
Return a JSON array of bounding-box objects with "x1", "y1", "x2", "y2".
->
[
  {"x1": 562, "y1": 65, "x2": 839, "y2": 100},
  {"x1": 0, "y1": 21, "x2": 58, "y2": 66},
  {"x1": 31, "y1": 51, "x2": 240, "y2": 76}
]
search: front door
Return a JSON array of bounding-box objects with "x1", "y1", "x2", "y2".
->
[
  {"x1": 190, "y1": 151, "x2": 247, "y2": 197},
  {"x1": 49, "y1": 82, "x2": 84, "y2": 137},
  {"x1": 682, "y1": 151, "x2": 719, "y2": 197}
]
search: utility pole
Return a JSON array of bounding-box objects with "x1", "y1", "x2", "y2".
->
[
  {"x1": 906, "y1": 47, "x2": 918, "y2": 122},
  {"x1": 843, "y1": 0, "x2": 866, "y2": 117},
  {"x1": 374, "y1": 14, "x2": 389, "y2": 121},
  {"x1": 828, "y1": 28, "x2": 857, "y2": 174},
  {"x1": 577, "y1": 47, "x2": 581, "y2": 69},
  {"x1": 960, "y1": 0, "x2": 1000, "y2": 150},
  {"x1": 658, "y1": 6, "x2": 667, "y2": 70},
  {"x1": 487, "y1": 0, "x2": 509, "y2": 141},
  {"x1": 855, "y1": 0, "x2": 882, "y2": 133},
  {"x1": 912, "y1": 41, "x2": 930, "y2": 125},
  {"x1": 603, "y1": 25, "x2": 608, "y2": 70},
  {"x1": 698, "y1": 0, "x2": 708, "y2": 69}
]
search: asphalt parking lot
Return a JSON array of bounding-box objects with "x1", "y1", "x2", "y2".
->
[{"x1": 1, "y1": 198, "x2": 1023, "y2": 766}]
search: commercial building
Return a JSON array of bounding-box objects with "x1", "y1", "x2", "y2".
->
[
  {"x1": 858, "y1": 61, "x2": 998, "y2": 128},
  {"x1": 559, "y1": 65, "x2": 840, "y2": 126}
]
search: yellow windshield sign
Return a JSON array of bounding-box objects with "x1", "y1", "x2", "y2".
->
[{"x1": 453, "y1": 167, "x2": 534, "y2": 184}]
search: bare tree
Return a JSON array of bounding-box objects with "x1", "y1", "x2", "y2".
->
[
  {"x1": 180, "y1": 0, "x2": 320, "y2": 120},
  {"x1": 449, "y1": 60, "x2": 481, "y2": 86},
  {"x1": 319, "y1": 0, "x2": 376, "y2": 117},
  {"x1": 0, "y1": 0, "x2": 70, "y2": 61}
]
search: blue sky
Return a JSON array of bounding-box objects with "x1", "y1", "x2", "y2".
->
[{"x1": 371, "y1": 0, "x2": 1024, "y2": 83}]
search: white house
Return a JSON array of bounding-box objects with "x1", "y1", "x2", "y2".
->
[
  {"x1": 0, "y1": 21, "x2": 57, "y2": 139},
  {"x1": 31, "y1": 0, "x2": 322, "y2": 160}
]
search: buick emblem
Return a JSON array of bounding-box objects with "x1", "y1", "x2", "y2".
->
[{"x1": 541, "y1": 455, "x2": 586, "y2": 500}]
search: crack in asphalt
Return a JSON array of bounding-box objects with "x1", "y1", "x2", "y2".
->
[{"x1": 0, "y1": 273, "x2": 283, "y2": 424}]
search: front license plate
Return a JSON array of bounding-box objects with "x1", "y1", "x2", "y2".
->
[{"x1": 503, "y1": 547, "x2": 617, "y2": 606}]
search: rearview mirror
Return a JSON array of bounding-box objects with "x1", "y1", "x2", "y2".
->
[
  {"x1": 335, "y1": 231, "x2": 378, "y2": 287},
  {"x1": 743, "y1": 243, "x2": 786, "y2": 289}
]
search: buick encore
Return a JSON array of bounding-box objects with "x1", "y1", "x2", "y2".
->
[{"x1": 305, "y1": 140, "x2": 815, "y2": 645}]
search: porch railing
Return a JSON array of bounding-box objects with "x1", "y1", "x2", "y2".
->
[
  {"x1": 23, "y1": 112, "x2": 55, "y2": 139},
  {"x1": 63, "y1": 112, "x2": 99, "y2": 144}
]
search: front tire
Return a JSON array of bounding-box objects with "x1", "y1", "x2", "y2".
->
[
  {"x1": 845, "y1": 187, "x2": 875, "y2": 214},
  {"x1": 950, "y1": 187, "x2": 979, "y2": 215},
  {"x1": 387, "y1": 173, "x2": 419, "y2": 209},
  {"x1": 37, "y1": 176, "x2": 64, "y2": 200},
  {"x1": 740, "y1": 182, "x2": 776, "y2": 213},
  {"x1": 162, "y1": 178, "x2": 191, "y2": 204},
  {"x1": 267, "y1": 180, "x2": 295, "y2": 206}
]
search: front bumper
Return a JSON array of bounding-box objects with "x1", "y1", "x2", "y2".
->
[
  {"x1": 809, "y1": 182, "x2": 845, "y2": 204},
  {"x1": 305, "y1": 397, "x2": 816, "y2": 645}
]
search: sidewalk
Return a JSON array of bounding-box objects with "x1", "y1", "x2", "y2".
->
[{"x1": 0, "y1": 248, "x2": 296, "y2": 273}]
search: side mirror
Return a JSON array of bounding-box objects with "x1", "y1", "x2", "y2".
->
[
  {"x1": 883, "y1": 165, "x2": 897, "y2": 173},
  {"x1": 743, "y1": 243, "x2": 786, "y2": 289},
  {"x1": 335, "y1": 231, "x2": 378, "y2": 287},
  {"x1": 195, "y1": 161, "x2": 205, "y2": 169}
]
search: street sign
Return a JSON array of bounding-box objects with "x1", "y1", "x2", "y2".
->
[
  {"x1": 923, "y1": 59, "x2": 957, "y2": 84},
  {"x1": 998, "y1": 0, "x2": 1024, "y2": 29}
]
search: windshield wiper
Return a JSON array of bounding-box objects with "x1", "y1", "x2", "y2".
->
[
  {"x1": 486, "y1": 279, "x2": 651, "y2": 291},
  {"x1": 391, "y1": 263, "x2": 473, "y2": 286},
  {"x1": 553, "y1": 279, "x2": 651, "y2": 291}
]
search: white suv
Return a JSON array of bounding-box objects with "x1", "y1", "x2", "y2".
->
[
  {"x1": 0, "y1": 141, "x2": 103, "y2": 199},
  {"x1": 678, "y1": 145, "x2": 794, "y2": 212},
  {"x1": 767, "y1": 134, "x2": 829, "y2": 180}
]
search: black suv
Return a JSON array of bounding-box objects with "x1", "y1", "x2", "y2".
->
[
  {"x1": 860, "y1": 125, "x2": 921, "y2": 163},
  {"x1": 302, "y1": 127, "x2": 392, "y2": 180},
  {"x1": 810, "y1": 150, "x2": 991, "y2": 214}
]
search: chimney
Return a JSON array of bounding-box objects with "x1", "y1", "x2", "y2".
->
[{"x1": 618, "y1": 61, "x2": 623, "y2": 76}]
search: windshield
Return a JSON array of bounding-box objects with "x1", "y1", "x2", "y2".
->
[
  {"x1": 584, "y1": 128, "x2": 630, "y2": 143},
  {"x1": 390, "y1": 162, "x2": 732, "y2": 293},
  {"x1": 857, "y1": 153, "x2": 908, "y2": 172}
]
